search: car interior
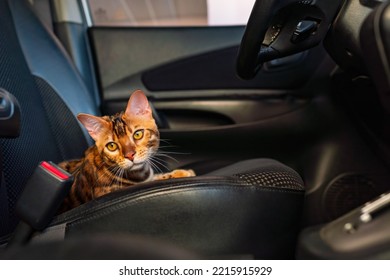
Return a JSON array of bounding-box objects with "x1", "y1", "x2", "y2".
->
[{"x1": 0, "y1": 0, "x2": 389, "y2": 259}]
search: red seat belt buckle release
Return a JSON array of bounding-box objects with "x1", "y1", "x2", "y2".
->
[{"x1": 15, "y1": 161, "x2": 73, "y2": 230}]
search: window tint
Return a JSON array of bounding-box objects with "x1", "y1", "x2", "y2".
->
[{"x1": 88, "y1": 0, "x2": 255, "y2": 27}]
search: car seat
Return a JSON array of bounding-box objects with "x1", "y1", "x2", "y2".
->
[{"x1": 0, "y1": 0, "x2": 305, "y2": 259}]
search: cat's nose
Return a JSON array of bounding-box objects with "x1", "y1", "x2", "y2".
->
[{"x1": 125, "y1": 152, "x2": 136, "y2": 161}]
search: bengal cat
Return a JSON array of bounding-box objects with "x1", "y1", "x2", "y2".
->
[{"x1": 58, "y1": 90, "x2": 195, "y2": 212}]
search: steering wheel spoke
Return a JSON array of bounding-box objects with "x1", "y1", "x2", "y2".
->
[{"x1": 237, "y1": 0, "x2": 344, "y2": 79}]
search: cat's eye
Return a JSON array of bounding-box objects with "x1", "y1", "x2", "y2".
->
[
  {"x1": 133, "y1": 130, "x2": 144, "y2": 140},
  {"x1": 106, "y1": 142, "x2": 118, "y2": 151}
]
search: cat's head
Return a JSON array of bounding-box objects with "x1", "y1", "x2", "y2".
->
[{"x1": 77, "y1": 90, "x2": 159, "y2": 171}]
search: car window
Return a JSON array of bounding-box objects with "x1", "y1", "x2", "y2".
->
[{"x1": 87, "y1": 0, "x2": 255, "y2": 27}]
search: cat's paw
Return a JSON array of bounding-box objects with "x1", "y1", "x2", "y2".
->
[
  {"x1": 170, "y1": 169, "x2": 196, "y2": 178},
  {"x1": 154, "y1": 169, "x2": 196, "y2": 180}
]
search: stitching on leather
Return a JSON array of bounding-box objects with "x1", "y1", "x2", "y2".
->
[
  {"x1": 66, "y1": 183, "x2": 304, "y2": 228},
  {"x1": 53, "y1": 178, "x2": 244, "y2": 222}
]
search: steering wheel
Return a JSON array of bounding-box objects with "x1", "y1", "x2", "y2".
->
[{"x1": 236, "y1": 0, "x2": 344, "y2": 80}]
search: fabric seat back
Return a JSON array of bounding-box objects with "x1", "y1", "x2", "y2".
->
[{"x1": 0, "y1": 0, "x2": 92, "y2": 237}]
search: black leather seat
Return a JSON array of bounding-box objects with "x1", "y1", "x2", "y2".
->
[{"x1": 0, "y1": 0, "x2": 305, "y2": 259}]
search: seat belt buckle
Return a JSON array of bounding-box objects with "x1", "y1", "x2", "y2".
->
[{"x1": 15, "y1": 161, "x2": 73, "y2": 230}]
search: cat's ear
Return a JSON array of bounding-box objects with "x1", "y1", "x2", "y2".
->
[
  {"x1": 124, "y1": 90, "x2": 152, "y2": 119},
  {"x1": 77, "y1": 113, "x2": 110, "y2": 141}
]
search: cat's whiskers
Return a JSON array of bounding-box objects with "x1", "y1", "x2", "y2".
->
[
  {"x1": 158, "y1": 149, "x2": 191, "y2": 155},
  {"x1": 113, "y1": 165, "x2": 126, "y2": 181},
  {"x1": 147, "y1": 146, "x2": 191, "y2": 173},
  {"x1": 146, "y1": 157, "x2": 164, "y2": 174},
  {"x1": 154, "y1": 152, "x2": 180, "y2": 163},
  {"x1": 113, "y1": 166, "x2": 124, "y2": 190},
  {"x1": 148, "y1": 156, "x2": 170, "y2": 172},
  {"x1": 92, "y1": 161, "x2": 110, "y2": 184},
  {"x1": 158, "y1": 138, "x2": 173, "y2": 145},
  {"x1": 103, "y1": 165, "x2": 123, "y2": 188},
  {"x1": 147, "y1": 149, "x2": 165, "y2": 167},
  {"x1": 100, "y1": 167, "x2": 114, "y2": 187}
]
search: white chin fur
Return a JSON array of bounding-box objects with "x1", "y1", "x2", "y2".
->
[{"x1": 121, "y1": 159, "x2": 145, "y2": 171}]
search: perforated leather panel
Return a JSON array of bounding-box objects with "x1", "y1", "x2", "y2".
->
[
  {"x1": 234, "y1": 170, "x2": 304, "y2": 191},
  {"x1": 208, "y1": 158, "x2": 305, "y2": 191}
]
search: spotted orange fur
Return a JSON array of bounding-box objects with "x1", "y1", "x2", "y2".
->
[{"x1": 58, "y1": 90, "x2": 195, "y2": 212}]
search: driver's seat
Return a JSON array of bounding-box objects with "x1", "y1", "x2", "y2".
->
[{"x1": 0, "y1": 0, "x2": 304, "y2": 259}]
